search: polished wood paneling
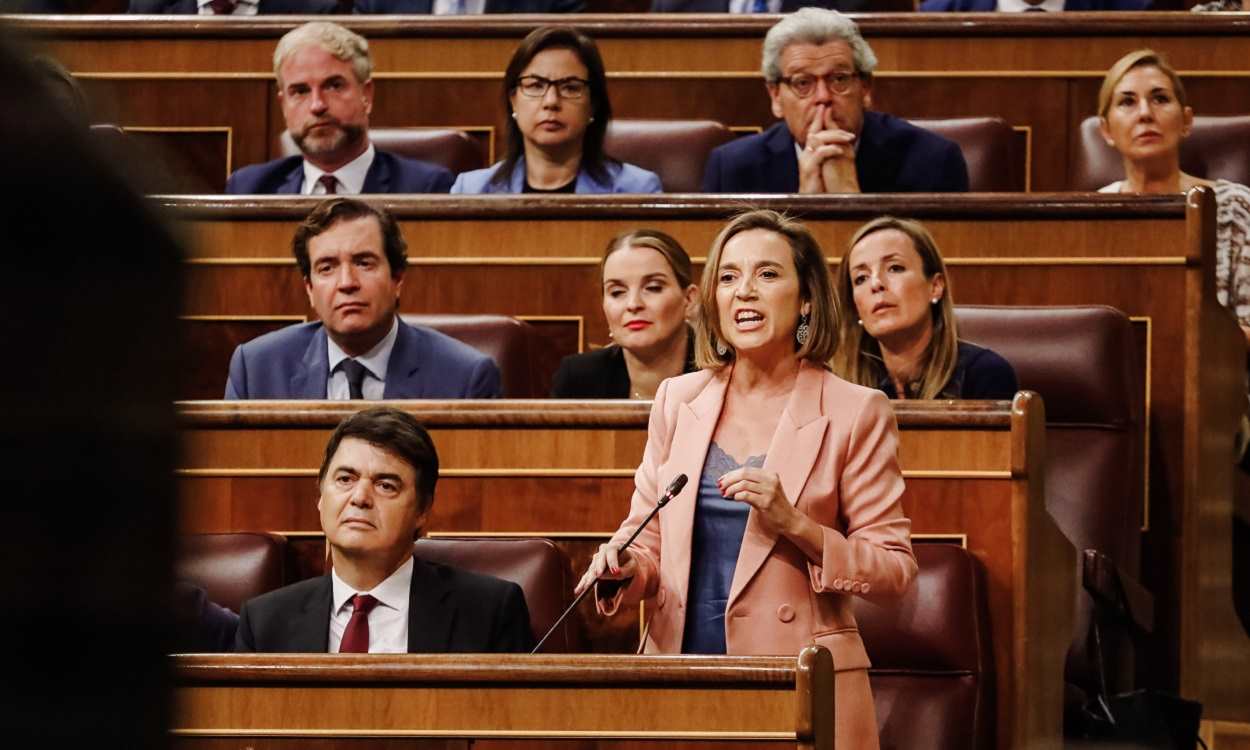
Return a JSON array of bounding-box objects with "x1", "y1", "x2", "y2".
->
[
  {"x1": 172, "y1": 650, "x2": 834, "y2": 748},
  {"x1": 176, "y1": 398, "x2": 1071, "y2": 749}
]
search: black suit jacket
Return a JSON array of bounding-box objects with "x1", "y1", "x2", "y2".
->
[
  {"x1": 702, "y1": 113, "x2": 970, "y2": 194},
  {"x1": 550, "y1": 336, "x2": 697, "y2": 398},
  {"x1": 353, "y1": 0, "x2": 582, "y2": 11},
  {"x1": 225, "y1": 149, "x2": 454, "y2": 195},
  {"x1": 652, "y1": 0, "x2": 867, "y2": 10},
  {"x1": 233, "y1": 555, "x2": 534, "y2": 653}
]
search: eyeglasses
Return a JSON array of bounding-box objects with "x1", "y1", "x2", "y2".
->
[
  {"x1": 515, "y1": 75, "x2": 590, "y2": 100},
  {"x1": 777, "y1": 71, "x2": 861, "y2": 98}
]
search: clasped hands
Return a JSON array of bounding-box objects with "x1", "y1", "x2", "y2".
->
[
  {"x1": 574, "y1": 467, "x2": 798, "y2": 595},
  {"x1": 798, "y1": 103, "x2": 860, "y2": 194}
]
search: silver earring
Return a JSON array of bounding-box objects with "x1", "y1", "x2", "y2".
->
[
  {"x1": 511, "y1": 112, "x2": 518, "y2": 119},
  {"x1": 930, "y1": 298, "x2": 939, "y2": 305},
  {"x1": 715, "y1": 338, "x2": 729, "y2": 357},
  {"x1": 857, "y1": 318, "x2": 863, "y2": 326},
  {"x1": 796, "y1": 313, "x2": 811, "y2": 346}
]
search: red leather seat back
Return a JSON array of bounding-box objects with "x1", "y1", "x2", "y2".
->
[
  {"x1": 279, "y1": 127, "x2": 487, "y2": 176},
  {"x1": 1070, "y1": 114, "x2": 1250, "y2": 190},
  {"x1": 856, "y1": 543, "x2": 995, "y2": 750},
  {"x1": 414, "y1": 537, "x2": 583, "y2": 653},
  {"x1": 912, "y1": 117, "x2": 1018, "y2": 192},
  {"x1": 604, "y1": 119, "x2": 736, "y2": 192},
  {"x1": 176, "y1": 532, "x2": 287, "y2": 614},
  {"x1": 401, "y1": 313, "x2": 539, "y2": 398}
]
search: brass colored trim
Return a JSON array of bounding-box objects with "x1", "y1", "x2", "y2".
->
[
  {"x1": 516, "y1": 314, "x2": 587, "y2": 353},
  {"x1": 1012, "y1": 124, "x2": 1033, "y2": 192},
  {"x1": 1130, "y1": 315, "x2": 1153, "y2": 532},
  {"x1": 119, "y1": 124, "x2": 234, "y2": 181},
  {"x1": 903, "y1": 470, "x2": 1010, "y2": 479},
  {"x1": 940, "y1": 256, "x2": 1188, "y2": 267},
  {"x1": 913, "y1": 533, "x2": 969, "y2": 548},
  {"x1": 170, "y1": 730, "x2": 797, "y2": 739}
]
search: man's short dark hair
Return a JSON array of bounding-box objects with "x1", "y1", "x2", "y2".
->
[
  {"x1": 292, "y1": 198, "x2": 408, "y2": 279},
  {"x1": 318, "y1": 407, "x2": 438, "y2": 513}
]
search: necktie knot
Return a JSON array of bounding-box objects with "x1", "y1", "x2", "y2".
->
[
  {"x1": 340, "y1": 358, "x2": 369, "y2": 400},
  {"x1": 351, "y1": 593, "x2": 378, "y2": 615},
  {"x1": 207, "y1": 0, "x2": 237, "y2": 13},
  {"x1": 339, "y1": 593, "x2": 378, "y2": 653},
  {"x1": 318, "y1": 173, "x2": 339, "y2": 194}
]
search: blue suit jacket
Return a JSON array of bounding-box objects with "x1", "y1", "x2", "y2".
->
[
  {"x1": 225, "y1": 149, "x2": 454, "y2": 195},
  {"x1": 128, "y1": 0, "x2": 338, "y2": 12},
  {"x1": 451, "y1": 157, "x2": 662, "y2": 194},
  {"x1": 354, "y1": 0, "x2": 581, "y2": 10},
  {"x1": 225, "y1": 319, "x2": 501, "y2": 399},
  {"x1": 920, "y1": 0, "x2": 1148, "y2": 9},
  {"x1": 701, "y1": 113, "x2": 969, "y2": 194}
]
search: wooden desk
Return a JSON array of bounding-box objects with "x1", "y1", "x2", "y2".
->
[
  {"x1": 177, "y1": 395, "x2": 1074, "y2": 749},
  {"x1": 171, "y1": 650, "x2": 834, "y2": 748},
  {"x1": 15, "y1": 14, "x2": 1250, "y2": 190}
]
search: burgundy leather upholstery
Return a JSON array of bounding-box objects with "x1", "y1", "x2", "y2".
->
[
  {"x1": 401, "y1": 313, "x2": 539, "y2": 398},
  {"x1": 1070, "y1": 114, "x2": 1250, "y2": 190},
  {"x1": 279, "y1": 127, "x2": 487, "y2": 176},
  {"x1": 912, "y1": 117, "x2": 1017, "y2": 192},
  {"x1": 954, "y1": 305, "x2": 1147, "y2": 702},
  {"x1": 414, "y1": 537, "x2": 582, "y2": 653},
  {"x1": 176, "y1": 532, "x2": 287, "y2": 614},
  {"x1": 856, "y1": 543, "x2": 995, "y2": 750},
  {"x1": 604, "y1": 119, "x2": 736, "y2": 192}
]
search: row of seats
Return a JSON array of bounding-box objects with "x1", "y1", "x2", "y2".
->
[
  {"x1": 178, "y1": 531, "x2": 996, "y2": 750},
  {"x1": 252, "y1": 115, "x2": 1250, "y2": 192}
]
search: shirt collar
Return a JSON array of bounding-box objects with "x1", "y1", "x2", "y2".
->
[
  {"x1": 996, "y1": 0, "x2": 1065, "y2": 10},
  {"x1": 302, "y1": 142, "x2": 376, "y2": 195},
  {"x1": 326, "y1": 315, "x2": 399, "y2": 383},
  {"x1": 331, "y1": 555, "x2": 414, "y2": 615},
  {"x1": 197, "y1": 0, "x2": 257, "y2": 7}
]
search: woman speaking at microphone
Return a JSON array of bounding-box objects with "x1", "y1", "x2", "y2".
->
[{"x1": 575, "y1": 210, "x2": 917, "y2": 750}]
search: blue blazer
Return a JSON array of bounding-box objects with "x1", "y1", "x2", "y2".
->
[
  {"x1": 224, "y1": 319, "x2": 501, "y2": 399},
  {"x1": 451, "y1": 157, "x2": 662, "y2": 194},
  {"x1": 129, "y1": 0, "x2": 337, "y2": 12},
  {"x1": 920, "y1": 0, "x2": 1148, "y2": 9},
  {"x1": 354, "y1": 0, "x2": 581, "y2": 10},
  {"x1": 701, "y1": 113, "x2": 969, "y2": 194},
  {"x1": 225, "y1": 149, "x2": 454, "y2": 195}
]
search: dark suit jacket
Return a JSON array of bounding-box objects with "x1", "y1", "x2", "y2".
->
[
  {"x1": 233, "y1": 555, "x2": 534, "y2": 653},
  {"x1": 550, "y1": 337, "x2": 697, "y2": 398},
  {"x1": 652, "y1": 0, "x2": 866, "y2": 10},
  {"x1": 224, "y1": 319, "x2": 501, "y2": 399},
  {"x1": 919, "y1": 0, "x2": 1148, "y2": 8},
  {"x1": 876, "y1": 341, "x2": 1019, "y2": 400},
  {"x1": 128, "y1": 0, "x2": 339, "y2": 12},
  {"x1": 702, "y1": 113, "x2": 969, "y2": 194},
  {"x1": 353, "y1": 0, "x2": 581, "y2": 11},
  {"x1": 225, "y1": 149, "x2": 454, "y2": 195}
]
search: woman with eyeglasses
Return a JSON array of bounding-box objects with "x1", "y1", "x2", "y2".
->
[{"x1": 451, "y1": 27, "x2": 662, "y2": 194}]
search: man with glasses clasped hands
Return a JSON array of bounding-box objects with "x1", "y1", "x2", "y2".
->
[{"x1": 702, "y1": 8, "x2": 969, "y2": 194}]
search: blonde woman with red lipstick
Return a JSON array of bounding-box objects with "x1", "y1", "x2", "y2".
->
[
  {"x1": 551, "y1": 229, "x2": 698, "y2": 399},
  {"x1": 576, "y1": 210, "x2": 917, "y2": 750},
  {"x1": 1096, "y1": 49, "x2": 1250, "y2": 344},
  {"x1": 834, "y1": 216, "x2": 1017, "y2": 399}
]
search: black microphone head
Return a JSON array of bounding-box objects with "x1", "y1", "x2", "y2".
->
[{"x1": 659, "y1": 474, "x2": 688, "y2": 506}]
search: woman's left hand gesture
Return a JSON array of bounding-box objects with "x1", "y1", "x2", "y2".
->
[{"x1": 717, "y1": 467, "x2": 798, "y2": 535}]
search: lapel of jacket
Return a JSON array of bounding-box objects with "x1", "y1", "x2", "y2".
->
[
  {"x1": 727, "y1": 362, "x2": 829, "y2": 608},
  {"x1": 291, "y1": 326, "x2": 329, "y2": 398},
  {"x1": 276, "y1": 158, "x2": 305, "y2": 195},
  {"x1": 854, "y1": 111, "x2": 901, "y2": 194},
  {"x1": 362, "y1": 150, "x2": 391, "y2": 194},
  {"x1": 763, "y1": 123, "x2": 800, "y2": 193},
  {"x1": 382, "y1": 319, "x2": 422, "y2": 399},
  {"x1": 406, "y1": 555, "x2": 455, "y2": 652},
  {"x1": 288, "y1": 576, "x2": 333, "y2": 652},
  {"x1": 663, "y1": 370, "x2": 728, "y2": 602}
]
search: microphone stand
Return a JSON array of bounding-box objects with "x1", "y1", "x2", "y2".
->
[{"x1": 530, "y1": 474, "x2": 687, "y2": 654}]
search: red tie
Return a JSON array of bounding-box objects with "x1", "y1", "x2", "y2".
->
[
  {"x1": 339, "y1": 594, "x2": 378, "y2": 653},
  {"x1": 318, "y1": 174, "x2": 339, "y2": 195},
  {"x1": 207, "y1": 0, "x2": 237, "y2": 13}
]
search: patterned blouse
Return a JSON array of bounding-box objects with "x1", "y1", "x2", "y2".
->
[{"x1": 1101, "y1": 179, "x2": 1250, "y2": 327}]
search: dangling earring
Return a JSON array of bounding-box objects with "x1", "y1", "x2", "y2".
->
[
  {"x1": 715, "y1": 338, "x2": 729, "y2": 357},
  {"x1": 795, "y1": 313, "x2": 811, "y2": 346}
]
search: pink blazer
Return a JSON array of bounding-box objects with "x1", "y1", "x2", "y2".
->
[{"x1": 599, "y1": 360, "x2": 917, "y2": 671}]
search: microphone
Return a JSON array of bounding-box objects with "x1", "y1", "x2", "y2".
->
[{"x1": 530, "y1": 473, "x2": 688, "y2": 654}]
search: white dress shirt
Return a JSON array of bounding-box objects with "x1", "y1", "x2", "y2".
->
[
  {"x1": 729, "y1": 0, "x2": 780, "y2": 10},
  {"x1": 196, "y1": 0, "x2": 258, "y2": 13},
  {"x1": 302, "y1": 143, "x2": 377, "y2": 196},
  {"x1": 996, "y1": 0, "x2": 1065, "y2": 10},
  {"x1": 325, "y1": 315, "x2": 398, "y2": 400},
  {"x1": 433, "y1": 0, "x2": 486, "y2": 12},
  {"x1": 329, "y1": 556, "x2": 413, "y2": 654}
]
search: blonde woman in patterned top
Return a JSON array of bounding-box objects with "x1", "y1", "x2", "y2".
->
[{"x1": 1096, "y1": 49, "x2": 1250, "y2": 344}]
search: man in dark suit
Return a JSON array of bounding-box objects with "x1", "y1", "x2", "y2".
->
[
  {"x1": 920, "y1": 0, "x2": 1148, "y2": 10},
  {"x1": 353, "y1": 0, "x2": 582, "y2": 11},
  {"x1": 235, "y1": 407, "x2": 533, "y2": 653},
  {"x1": 128, "y1": 0, "x2": 340, "y2": 13},
  {"x1": 225, "y1": 22, "x2": 453, "y2": 195},
  {"x1": 225, "y1": 198, "x2": 501, "y2": 399},
  {"x1": 702, "y1": 8, "x2": 968, "y2": 194},
  {"x1": 652, "y1": 0, "x2": 867, "y2": 11}
]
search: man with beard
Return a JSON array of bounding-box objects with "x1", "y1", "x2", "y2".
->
[{"x1": 226, "y1": 22, "x2": 454, "y2": 195}]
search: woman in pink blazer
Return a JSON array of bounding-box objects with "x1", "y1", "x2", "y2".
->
[{"x1": 577, "y1": 209, "x2": 917, "y2": 749}]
